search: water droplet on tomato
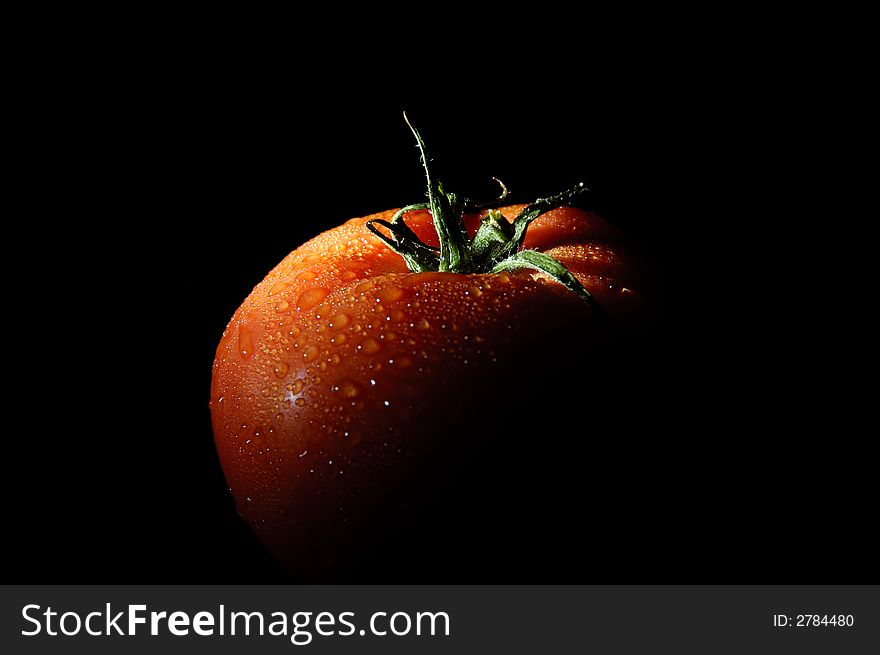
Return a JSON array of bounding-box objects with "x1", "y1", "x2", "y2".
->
[
  {"x1": 329, "y1": 313, "x2": 351, "y2": 330},
  {"x1": 292, "y1": 379, "x2": 304, "y2": 394},
  {"x1": 469, "y1": 285, "x2": 483, "y2": 297},
  {"x1": 273, "y1": 361, "x2": 289, "y2": 378},
  {"x1": 377, "y1": 286, "x2": 405, "y2": 303},
  {"x1": 330, "y1": 353, "x2": 341, "y2": 366},
  {"x1": 238, "y1": 326, "x2": 254, "y2": 360},
  {"x1": 299, "y1": 270, "x2": 318, "y2": 281},
  {"x1": 295, "y1": 397, "x2": 306, "y2": 407},
  {"x1": 358, "y1": 338, "x2": 381, "y2": 354},
  {"x1": 415, "y1": 318, "x2": 431, "y2": 330},
  {"x1": 303, "y1": 345, "x2": 319, "y2": 362},
  {"x1": 268, "y1": 281, "x2": 288, "y2": 296},
  {"x1": 274, "y1": 299, "x2": 289, "y2": 313},
  {"x1": 333, "y1": 379, "x2": 363, "y2": 399},
  {"x1": 341, "y1": 270, "x2": 357, "y2": 281},
  {"x1": 298, "y1": 288, "x2": 329, "y2": 310}
]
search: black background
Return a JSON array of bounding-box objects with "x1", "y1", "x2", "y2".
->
[{"x1": 9, "y1": 33, "x2": 872, "y2": 583}]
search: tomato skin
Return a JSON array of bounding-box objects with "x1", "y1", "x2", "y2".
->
[{"x1": 210, "y1": 205, "x2": 644, "y2": 579}]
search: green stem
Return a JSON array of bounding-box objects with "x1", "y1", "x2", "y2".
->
[
  {"x1": 404, "y1": 113, "x2": 472, "y2": 273},
  {"x1": 368, "y1": 114, "x2": 600, "y2": 309}
]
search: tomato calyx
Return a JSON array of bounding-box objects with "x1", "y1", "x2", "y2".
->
[{"x1": 366, "y1": 115, "x2": 598, "y2": 307}]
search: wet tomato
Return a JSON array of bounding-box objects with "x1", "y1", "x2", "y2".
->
[{"x1": 211, "y1": 120, "x2": 647, "y2": 579}]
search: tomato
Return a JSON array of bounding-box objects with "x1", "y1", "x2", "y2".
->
[{"x1": 210, "y1": 120, "x2": 647, "y2": 580}]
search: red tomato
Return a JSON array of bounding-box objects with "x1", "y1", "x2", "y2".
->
[{"x1": 211, "y1": 121, "x2": 647, "y2": 579}]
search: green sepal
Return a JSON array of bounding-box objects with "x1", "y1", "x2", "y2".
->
[
  {"x1": 471, "y1": 209, "x2": 516, "y2": 265},
  {"x1": 492, "y1": 249, "x2": 598, "y2": 309}
]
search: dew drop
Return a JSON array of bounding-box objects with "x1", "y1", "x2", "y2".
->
[
  {"x1": 333, "y1": 379, "x2": 363, "y2": 399},
  {"x1": 358, "y1": 338, "x2": 381, "y2": 354},
  {"x1": 390, "y1": 309, "x2": 405, "y2": 321},
  {"x1": 274, "y1": 299, "x2": 290, "y2": 313},
  {"x1": 383, "y1": 331, "x2": 398, "y2": 342},
  {"x1": 329, "y1": 313, "x2": 351, "y2": 331},
  {"x1": 341, "y1": 270, "x2": 357, "y2": 280},
  {"x1": 303, "y1": 345, "x2": 319, "y2": 362},
  {"x1": 469, "y1": 285, "x2": 483, "y2": 297},
  {"x1": 292, "y1": 379, "x2": 304, "y2": 394},
  {"x1": 330, "y1": 353, "x2": 341, "y2": 366},
  {"x1": 295, "y1": 397, "x2": 306, "y2": 407},
  {"x1": 268, "y1": 281, "x2": 288, "y2": 296},
  {"x1": 298, "y1": 288, "x2": 329, "y2": 310},
  {"x1": 273, "y1": 361, "x2": 289, "y2": 378},
  {"x1": 377, "y1": 286, "x2": 405, "y2": 303},
  {"x1": 238, "y1": 326, "x2": 254, "y2": 360},
  {"x1": 415, "y1": 318, "x2": 431, "y2": 330},
  {"x1": 298, "y1": 270, "x2": 318, "y2": 281}
]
